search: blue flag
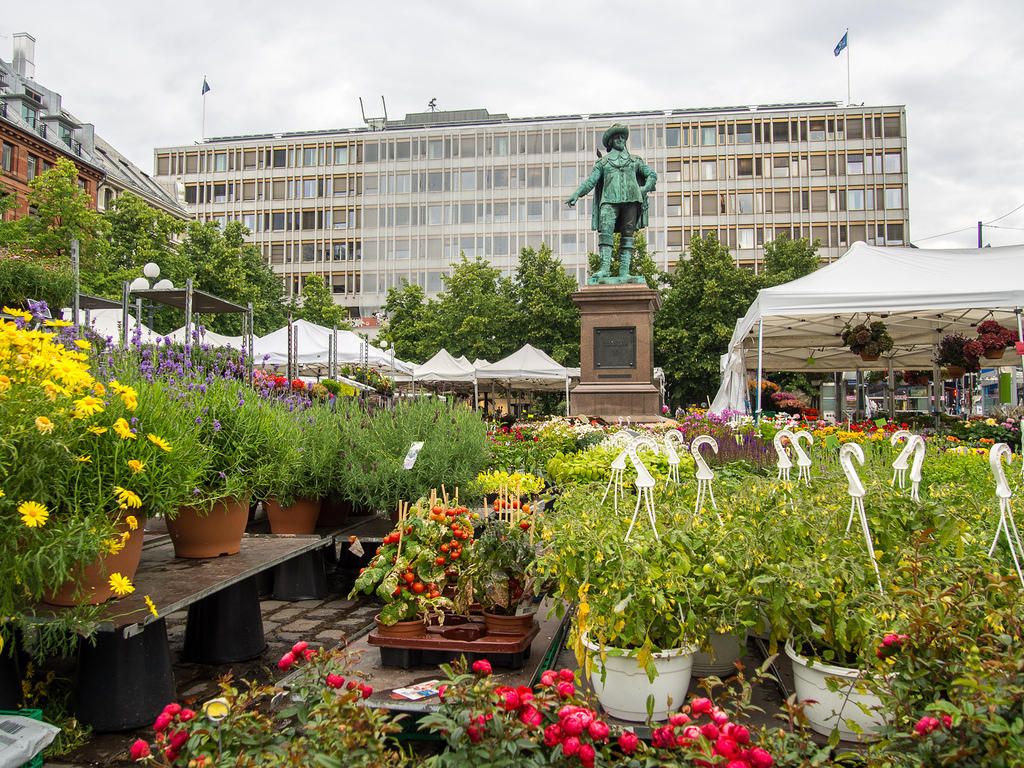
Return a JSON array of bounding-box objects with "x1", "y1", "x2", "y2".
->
[
  {"x1": 201, "y1": 77, "x2": 211, "y2": 95},
  {"x1": 834, "y1": 32, "x2": 848, "y2": 56}
]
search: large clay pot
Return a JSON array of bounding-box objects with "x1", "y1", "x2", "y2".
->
[
  {"x1": 483, "y1": 610, "x2": 536, "y2": 636},
  {"x1": 583, "y1": 634, "x2": 695, "y2": 722},
  {"x1": 374, "y1": 614, "x2": 426, "y2": 639},
  {"x1": 264, "y1": 496, "x2": 321, "y2": 534},
  {"x1": 43, "y1": 517, "x2": 146, "y2": 606},
  {"x1": 984, "y1": 346, "x2": 1006, "y2": 360},
  {"x1": 785, "y1": 641, "x2": 885, "y2": 740},
  {"x1": 167, "y1": 495, "x2": 249, "y2": 558},
  {"x1": 317, "y1": 495, "x2": 351, "y2": 527}
]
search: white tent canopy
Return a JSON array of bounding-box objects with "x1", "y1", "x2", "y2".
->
[
  {"x1": 75, "y1": 309, "x2": 162, "y2": 347},
  {"x1": 252, "y1": 319, "x2": 413, "y2": 376},
  {"x1": 475, "y1": 343, "x2": 575, "y2": 391},
  {"x1": 412, "y1": 349, "x2": 477, "y2": 384},
  {"x1": 167, "y1": 326, "x2": 244, "y2": 348},
  {"x1": 711, "y1": 242, "x2": 1024, "y2": 412}
]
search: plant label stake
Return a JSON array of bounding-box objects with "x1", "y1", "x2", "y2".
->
[
  {"x1": 988, "y1": 443, "x2": 1024, "y2": 587},
  {"x1": 839, "y1": 442, "x2": 884, "y2": 595},
  {"x1": 889, "y1": 430, "x2": 913, "y2": 488},
  {"x1": 598, "y1": 436, "x2": 630, "y2": 514},
  {"x1": 691, "y1": 435, "x2": 722, "y2": 524},
  {"x1": 907, "y1": 435, "x2": 926, "y2": 503},
  {"x1": 623, "y1": 436, "x2": 659, "y2": 542},
  {"x1": 774, "y1": 429, "x2": 794, "y2": 482},
  {"x1": 662, "y1": 430, "x2": 685, "y2": 484},
  {"x1": 792, "y1": 430, "x2": 814, "y2": 485}
]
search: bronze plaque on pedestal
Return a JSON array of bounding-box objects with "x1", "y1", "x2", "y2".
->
[{"x1": 594, "y1": 327, "x2": 636, "y2": 369}]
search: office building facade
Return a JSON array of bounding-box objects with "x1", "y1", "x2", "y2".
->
[{"x1": 153, "y1": 102, "x2": 909, "y2": 317}]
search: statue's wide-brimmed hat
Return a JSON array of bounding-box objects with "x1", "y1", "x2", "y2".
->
[{"x1": 602, "y1": 123, "x2": 629, "y2": 150}]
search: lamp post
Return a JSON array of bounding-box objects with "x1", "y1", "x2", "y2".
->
[{"x1": 379, "y1": 339, "x2": 395, "y2": 396}]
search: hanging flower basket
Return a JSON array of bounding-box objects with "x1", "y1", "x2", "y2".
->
[
  {"x1": 841, "y1": 320, "x2": 893, "y2": 362},
  {"x1": 974, "y1": 320, "x2": 1016, "y2": 360}
]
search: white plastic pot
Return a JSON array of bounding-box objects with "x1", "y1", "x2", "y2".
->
[
  {"x1": 785, "y1": 640, "x2": 885, "y2": 740},
  {"x1": 583, "y1": 635, "x2": 695, "y2": 722},
  {"x1": 692, "y1": 632, "x2": 746, "y2": 678}
]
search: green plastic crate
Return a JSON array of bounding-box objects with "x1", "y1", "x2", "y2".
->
[{"x1": 0, "y1": 708, "x2": 44, "y2": 768}]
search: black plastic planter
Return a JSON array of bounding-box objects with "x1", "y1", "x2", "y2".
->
[
  {"x1": 183, "y1": 577, "x2": 267, "y2": 664},
  {"x1": 273, "y1": 550, "x2": 327, "y2": 601}
]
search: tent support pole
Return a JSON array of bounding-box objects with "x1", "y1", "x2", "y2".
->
[
  {"x1": 474, "y1": 377, "x2": 478, "y2": 412},
  {"x1": 933, "y1": 362, "x2": 943, "y2": 423},
  {"x1": 886, "y1": 359, "x2": 895, "y2": 418},
  {"x1": 1016, "y1": 308, "x2": 1024, "y2": 382},
  {"x1": 565, "y1": 375, "x2": 569, "y2": 417},
  {"x1": 755, "y1": 319, "x2": 764, "y2": 420}
]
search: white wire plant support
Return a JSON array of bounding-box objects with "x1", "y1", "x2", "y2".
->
[
  {"x1": 624, "y1": 436, "x2": 660, "y2": 542},
  {"x1": 840, "y1": 443, "x2": 884, "y2": 595},
  {"x1": 988, "y1": 443, "x2": 1024, "y2": 587},
  {"x1": 691, "y1": 435, "x2": 722, "y2": 524}
]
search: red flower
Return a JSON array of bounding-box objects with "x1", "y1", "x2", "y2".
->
[
  {"x1": 539, "y1": 669, "x2": 556, "y2": 687},
  {"x1": 152, "y1": 712, "x2": 172, "y2": 733},
  {"x1": 578, "y1": 743, "x2": 596, "y2": 767},
  {"x1": 749, "y1": 747, "x2": 775, "y2": 768},
  {"x1": 618, "y1": 730, "x2": 639, "y2": 754},
  {"x1": 472, "y1": 659, "x2": 492, "y2": 675},
  {"x1": 162, "y1": 703, "x2": 182, "y2": 716},
  {"x1": 543, "y1": 723, "x2": 563, "y2": 747},
  {"x1": 690, "y1": 696, "x2": 713, "y2": 715},
  {"x1": 129, "y1": 739, "x2": 151, "y2": 759},
  {"x1": 556, "y1": 681, "x2": 575, "y2": 698},
  {"x1": 178, "y1": 708, "x2": 195, "y2": 722},
  {"x1": 561, "y1": 736, "x2": 581, "y2": 756},
  {"x1": 587, "y1": 719, "x2": 610, "y2": 741},
  {"x1": 326, "y1": 673, "x2": 344, "y2": 689},
  {"x1": 292, "y1": 640, "x2": 309, "y2": 655},
  {"x1": 278, "y1": 651, "x2": 296, "y2": 670},
  {"x1": 558, "y1": 668, "x2": 575, "y2": 682}
]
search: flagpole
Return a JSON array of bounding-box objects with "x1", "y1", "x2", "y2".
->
[
  {"x1": 200, "y1": 74, "x2": 206, "y2": 143},
  {"x1": 845, "y1": 29, "x2": 851, "y2": 105}
]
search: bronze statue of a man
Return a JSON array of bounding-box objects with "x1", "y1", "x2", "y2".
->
[{"x1": 566, "y1": 123, "x2": 656, "y2": 284}]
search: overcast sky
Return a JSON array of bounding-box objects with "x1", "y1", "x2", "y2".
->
[{"x1": 5, "y1": 0, "x2": 1023, "y2": 249}]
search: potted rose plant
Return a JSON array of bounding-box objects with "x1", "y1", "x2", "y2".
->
[{"x1": 842, "y1": 320, "x2": 894, "y2": 362}]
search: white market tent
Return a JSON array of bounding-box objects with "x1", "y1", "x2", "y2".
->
[
  {"x1": 711, "y1": 242, "x2": 1024, "y2": 414},
  {"x1": 166, "y1": 326, "x2": 244, "y2": 348},
  {"x1": 252, "y1": 319, "x2": 413, "y2": 376},
  {"x1": 412, "y1": 349, "x2": 477, "y2": 384},
  {"x1": 75, "y1": 309, "x2": 162, "y2": 346},
  {"x1": 476, "y1": 343, "x2": 577, "y2": 415}
]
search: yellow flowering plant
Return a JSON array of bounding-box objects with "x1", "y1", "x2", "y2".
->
[{"x1": 0, "y1": 318, "x2": 203, "y2": 644}]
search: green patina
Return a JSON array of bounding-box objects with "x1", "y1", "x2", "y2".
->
[{"x1": 565, "y1": 123, "x2": 657, "y2": 285}]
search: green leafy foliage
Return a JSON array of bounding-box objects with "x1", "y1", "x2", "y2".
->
[
  {"x1": 298, "y1": 274, "x2": 352, "y2": 330},
  {"x1": 510, "y1": 244, "x2": 580, "y2": 365}
]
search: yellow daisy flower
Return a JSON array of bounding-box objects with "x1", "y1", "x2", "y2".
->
[
  {"x1": 108, "y1": 573, "x2": 135, "y2": 597},
  {"x1": 103, "y1": 536, "x2": 126, "y2": 554},
  {"x1": 0, "y1": 375, "x2": 11, "y2": 393},
  {"x1": 2, "y1": 307, "x2": 32, "y2": 321},
  {"x1": 127, "y1": 460, "x2": 146, "y2": 474},
  {"x1": 114, "y1": 486, "x2": 142, "y2": 509},
  {"x1": 144, "y1": 595, "x2": 158, "y2": 618},
  {"x1": 92, "y1": 382, "x2": 106, "y2": 396},
  {"x1": 0, "y1": 489, "x2": 5, "y2": 499},
  {"x1": 43, "y1": 318, "x2": 72, "y2": 327},
  {"x1": 34, "y1": 416, "x2": 54, "y2": 434},
  {"x1": 74, "y1": 339, "x2": 92, "y2": 351},
  {"x1": 75, "y1": 455, "x2": 92, "y2": 463},
  {"x1": 87, "y1": 425, "x2": 108, "y2": 435},
  {"x1": 147, "y1": 434, "x2": 172, "y2": 452},
  {"x1": 118, "y1": 386, "x2": 138, "y2": 411},
  {"x1": 18, "y1": 500, "x2": 49, "y2": 528},
  {"x1": 72, "y1": 395, "x2": 103, "y2": 418},
  {"x1": 125, "y1": 515, "x2": 139, "y2": 531},
  {"x1": 112, "y1": 418, "x2": 136, "y2": 440}
]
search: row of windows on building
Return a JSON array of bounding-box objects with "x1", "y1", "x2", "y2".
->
[
  {"x1": 159, "y1": 112, "x2": 902, "y2": 178},
  {"x1": 158, "y1": 143, "x2": 360, "y2": 177},
  {"x1": 1, "y1": 140, "x2": 54, "y2": 180},
  {"x1": 181, "y1": 150, "x2": 904, "y2": 208}
]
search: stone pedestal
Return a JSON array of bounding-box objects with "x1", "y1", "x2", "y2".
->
[{"x1": 570, "y1": 285, "x2": 662, "y2": 420}]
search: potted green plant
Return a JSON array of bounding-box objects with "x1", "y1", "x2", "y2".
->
[
  {"x1": 466, "y1": 517, "x2": 538, "y2": 633},
  {"x1": 933, "y1": 333, "x2": 979, "y2": 377},
  {"x1": 841, "y1": 320, "x2": 894, "y2": 362},
  {"x1": 263, "y1": 405, "x2": 338, "y2": 534}
]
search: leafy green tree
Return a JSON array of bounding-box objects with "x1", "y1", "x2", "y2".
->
[
  {"x1": 0, "y1": 158, "x2": 109, "y2": 294},
  {"x1": 758, "y1": 233, "x2": 821, "y2": 288},
  {"x1": 168, "y1": 221, "x2": 287, "y2": 335},
  {"x1": 654, "y1": 233, "x2": 757, "y2": 406},
  {"x1": 511, "y1": 244, "x2": 580, "y2": 365},
  {"x1": 96, "y1": 193, "x2": 185, "y2": 296},
  {"x1": 433, "y1": 255, "x2": 517, "y2": 362},
  {"x1": 297, "y1": 274, "x2": 351, "y2": 329},
  {"x1": 381, "y1": 280, "x2": 440, "y2": 363}
]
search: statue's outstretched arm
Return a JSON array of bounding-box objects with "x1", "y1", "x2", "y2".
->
[{"x1": 566, "y1": 164, "x2": 602, "y2": 206}]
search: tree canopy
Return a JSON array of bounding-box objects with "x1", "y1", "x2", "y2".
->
[{"x1": 297, "y1": 274, "x2": 351, "y2": 330}]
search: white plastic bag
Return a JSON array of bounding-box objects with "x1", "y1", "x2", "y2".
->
[{"x1": 0, "y1": 713, "x2": 60, "y2": 768}]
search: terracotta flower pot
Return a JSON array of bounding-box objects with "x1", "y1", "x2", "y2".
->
[
  {"x1": 983, "y1": 346, "x2": 1006, "y2": 360},
  {"x1": 859, "y1": 351, "x2": 881, "y2": 362},
  {"x1": 946, "y1": 365, "x2": 966, "y2": 378},
  {"x1": 482, "y1": 610, "x2": 536, "y2": 636},
  {"x1": 264, "y1": 496, "x2": 321, "y2": 534},
  {"x1": 374, "y1": 614, "x2": 426, "y2": 639},
  {"x1": 43, "y1": 517, "x2": 146, "y2": 606},
  {"x1": 167, "y1": 495, "x2": 250, "y2": 558}
]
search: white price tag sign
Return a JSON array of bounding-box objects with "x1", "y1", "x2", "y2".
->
[{"x1": 403, "y1": 441, "x2": 424, "y2": 470}]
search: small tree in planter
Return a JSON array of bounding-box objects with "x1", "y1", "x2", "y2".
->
[
  {"x1": 933, "y1": 333, "x2": 979, "y2": 377},
  {"x1": 841, "y1": 320, "x2": 894, "y2": 361},
  {"x1": 465, "y1": 517, "x2": 538, "y2": 617}
]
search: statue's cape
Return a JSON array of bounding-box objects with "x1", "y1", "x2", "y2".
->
[{"x1": 589, "y1": 153, "x2": 650, "y2": 231}]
